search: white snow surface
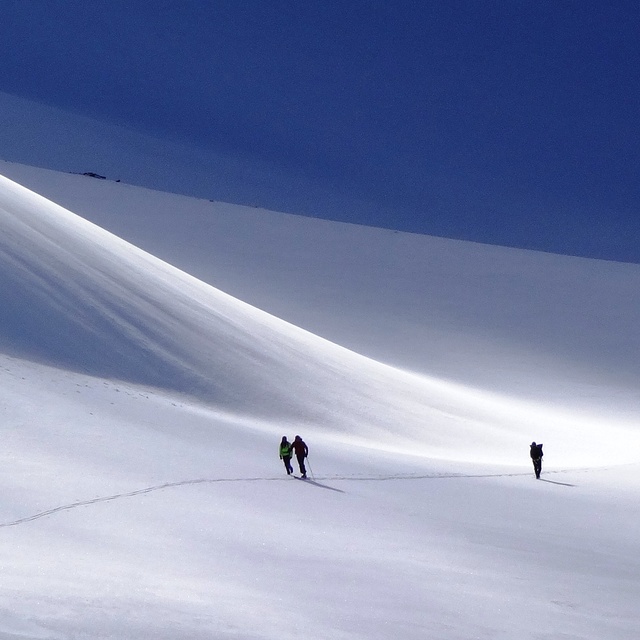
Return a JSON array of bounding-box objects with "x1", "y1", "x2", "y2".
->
[{"x1": 0, "y1": 163, "x2": 639, "y2": 639}]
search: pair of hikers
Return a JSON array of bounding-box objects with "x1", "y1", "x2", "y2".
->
[
  {"x1": 530, "y1": 441, "x2": 543, "y2": 479},
  {"x1": 279, "y1": 435, "x2": 308, "y2": 478}
]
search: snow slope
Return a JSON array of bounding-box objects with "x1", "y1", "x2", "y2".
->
[
  {"x1": 0, "y1": 166, "x2": 639, "y2": 639},
  {"x1": 2, "y1": 162, "x2": 639, "y2": 463},
  {"x1": 0, "y1": 172, "x2": 543, "y2": 463}
]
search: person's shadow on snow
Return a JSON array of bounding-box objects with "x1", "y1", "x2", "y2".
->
[
  {"x1": 296, "y1": 477, "x2": 345, "y2": 493},
  {"x1": 539, "y1": 478, "x2": 575, "y2": 487}
]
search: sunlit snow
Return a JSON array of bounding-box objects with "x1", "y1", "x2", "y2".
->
[{"x1": 0, "y1": 164, "x2": 638, "y2": 639}]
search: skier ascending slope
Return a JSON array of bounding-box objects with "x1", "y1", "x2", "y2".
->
[
  {"x1": 279, "y1": 436, "x2": 293, "y2": 475},
  {"x1": 530, "y1": 442, "x2": 543, "y2": 479},
  {"x1": 291, "y1": 435, "x2": 309, "y2": 478}
]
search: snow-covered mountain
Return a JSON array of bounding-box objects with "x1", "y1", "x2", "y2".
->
[
  {"x1": 0, "y1": 160, "x2": 638, "y2": 638},
  {"x1": 2, "y1": 161, "x2": 639, "y2": 461}
]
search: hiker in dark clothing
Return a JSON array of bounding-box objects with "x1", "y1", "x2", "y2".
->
[
  {"x1": 279, "y1": 436, "x2": 293, "y2": 475},
  {"x1": 291, "y1": 435, "x2": 309, "y2": 478},
  {"x1": 530, "y1": 442, "x2": 543, "y2": 479}
]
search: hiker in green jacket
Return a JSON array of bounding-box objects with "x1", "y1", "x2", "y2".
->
[{"x1": 279, "y1": 436, "x2": 294, "y2": 475}]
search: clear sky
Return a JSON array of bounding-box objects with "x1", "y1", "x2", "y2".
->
[{"x1": 0, "y1": 1, "x2": 638, "y2": 261}]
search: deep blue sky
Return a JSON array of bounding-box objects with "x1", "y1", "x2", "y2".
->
[{"x1": 1, "y1": 1, "x2": 638, "y2": 261}]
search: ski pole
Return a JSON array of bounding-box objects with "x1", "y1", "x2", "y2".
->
[{"x1": 306, "y1": 457, "x2": 315, "y2": 480}]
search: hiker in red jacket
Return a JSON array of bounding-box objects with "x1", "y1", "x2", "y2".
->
[{"x1": 291, "y1": 435, "x2": 308, "y2": 478}]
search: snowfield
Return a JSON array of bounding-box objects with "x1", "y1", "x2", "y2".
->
[{"x1": 0, "y1": 164, "x2": 639, "y2": 639}]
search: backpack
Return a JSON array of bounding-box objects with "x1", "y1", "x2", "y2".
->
[
  {"x1": 280, "y1": 442, "x2": 292, "y2": 457},
  {"x1": 531, "y1": 443, "x2": 543, "y2": 459}
]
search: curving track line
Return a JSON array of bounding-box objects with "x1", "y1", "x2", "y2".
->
[{"x1": 0, "y1": 469, "x2": 578, "y2": 529}]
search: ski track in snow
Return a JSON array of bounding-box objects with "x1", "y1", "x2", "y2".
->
[{"x1": 0, "y1": 468, "x2": 584, "y2": 529}]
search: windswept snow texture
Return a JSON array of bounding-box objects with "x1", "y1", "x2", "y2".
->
[{"x1": 0, "y1": 166, "x2": 639, "y2": 639}]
